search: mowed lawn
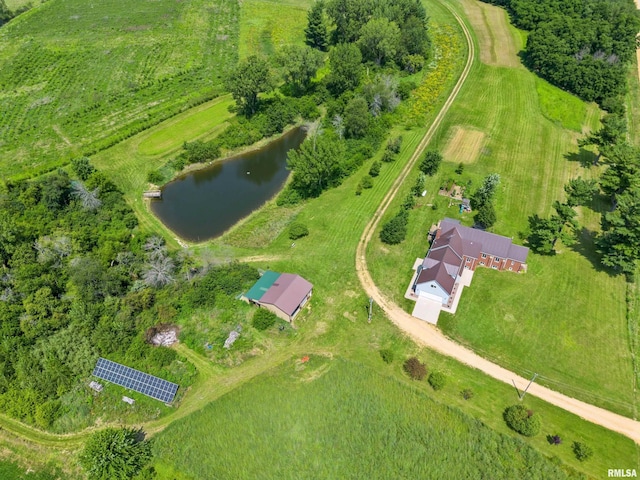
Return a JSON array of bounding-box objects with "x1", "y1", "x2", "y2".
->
[
  {"x1": 0, "y1": 0, "x2": 238, "y2": 178},
  {"x1": 153, "y1": 357, "x2": 625, "y2": 479},
  {"x1": 367, "y1": 4, "x2": 635, "y2": 417}
]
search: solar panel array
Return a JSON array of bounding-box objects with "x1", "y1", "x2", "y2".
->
[{"x1": 92, "y1": 358, "x2": 179, "y2": 403}]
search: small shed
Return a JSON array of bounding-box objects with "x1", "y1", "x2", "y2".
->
[{"x1": 243, "y1": 271, "x2": 313, "y2": 322}]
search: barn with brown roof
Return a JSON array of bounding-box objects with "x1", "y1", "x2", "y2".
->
[{"x1": 243, "y1": 271, "x2": 313, "y2": 322}]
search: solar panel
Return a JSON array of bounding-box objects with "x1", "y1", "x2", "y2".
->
[{"x1": 92, "y1": 358, "x2": 179, "y2": 403}]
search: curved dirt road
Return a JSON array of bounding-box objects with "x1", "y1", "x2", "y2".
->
[{"x1": 356, "y1": 2, "x2": 640, "y2": 444}]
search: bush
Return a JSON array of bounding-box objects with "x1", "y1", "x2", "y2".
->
[
  {"x1": 380, "y1": 210, "x2": 408, "y2": 245},
  {"x1": 379, "y1": 349, "x2": 394, "y2": 364},
  {"x1": 369, "y1": 161, "x2": 381, "y2": 177},
  {"x1": 419, "y1": 150, "x2": 442, "y2": 176},
  {"x1": 403, "y1": 54, "x2": 425, "y2": 73},
  {"x1": 252, "y1": 308, "x2": 277, "y2": 331},
  {"x1": 428, "y1": 372, "x2": 446, "y2": 391},
  {"x1": 386, "y1": 135, "x2": 403, "y2": 154},
  {"x1": 381, "y1": 150, "x2": 396, "y2": 163},
  {"x1": 146, "y1": 170, "x2": 163, "y2": 184},
  {"x1": 401, "y1": 193, "x2": 415, "y2": 211},
  {"x1": 355, "y1": 184, "x2": 362, "y2": 196},
  {"x1": 455, "y1": 162, "x2": 465, "y2": 175},
  {"x1": 403, "y1": 357, "x2": 427, "y2": 380},
  {"x1": 397, "y1": 80, "x2": 418, "y2": 100},
  {"x1": 460, "y1": 388, "x2": 474, "y2": 400},
  {"x1": 288, "y1": 222, "x2": 309, "y2": 240},
  {"x1": 503, "y1": 404, "x2": 541, "y2": 437},
  {"x1": 572, "y1": 441, "x2": 593, "y2": 461},
  {"x1": 276, "y1": 187, "x2": 302, "y2": 206},
  {"x1": 360, "y1": 175, "x2": 373, "y2": 189}
]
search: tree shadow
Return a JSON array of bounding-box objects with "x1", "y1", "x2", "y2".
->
[
  {"x1": 564, "y1": 148, "x2": 598, "y2": 168},
  {"x1": 568, "y1": 227, "x2": 609, "y2": 274}
]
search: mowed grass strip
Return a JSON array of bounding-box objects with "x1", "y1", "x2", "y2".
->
[
  {"x1": 367, "y1": 7, "x2": 633, "y2": 417},
  {"x1": 442, "y1": 125, "x2": 486, "y2": 163},
  {"x1": 460, "y1": 0, "x2": 520, "y2": 68},
  {"x1": 239, "y1": 0, "x2": 312, "y2": 58}
]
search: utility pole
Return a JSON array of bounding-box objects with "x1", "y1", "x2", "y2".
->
[
  {"x1": 513, "y1": 373, "x2": 538, "y2": 401},
  {"x1": 368, "y1": 297, "x2": 373, "y2": 323}
]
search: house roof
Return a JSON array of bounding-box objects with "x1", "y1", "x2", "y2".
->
[
  {"x1": 259, "y1": 273, "x2": 313, "y2": 316},
  {"x1": 439, "y1": 218, "x2": 528, "y2": 262},
  {"x1": 245, "y1": 270, "x2": 280, "y2": 302},
  {"x1": 424, "y1": 243, "x2": 462, "y2": 277},
  {"x1": 416, "y1": 261, "x2": 456, "y2": 295}
]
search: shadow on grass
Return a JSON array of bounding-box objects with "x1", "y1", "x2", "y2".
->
[
  {"x1": 568, "y1": 227, "x2": 610, "y2": 275},
  {"x1": 564, "y1": 148, "x2": 598, "y2": 168}
]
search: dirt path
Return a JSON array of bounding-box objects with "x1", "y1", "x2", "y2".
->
[{"x1": 356, "y1": 1, "x2": 640, "y2": 445}]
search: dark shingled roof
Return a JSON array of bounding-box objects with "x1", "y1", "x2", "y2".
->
[
  {"x1": 424, "y1": 244, "x2": 462, "y2": 277},
  {"x1": 416, "y1": 262, "x2": 456, "y2": 295},
  {"x1": 439, "y1": 218, "x2": 528, "y2": 262},
  {"x1": 259, "y1": 273, "x2": 313, "y2": 316}
]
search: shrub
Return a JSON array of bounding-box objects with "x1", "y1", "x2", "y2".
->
[
  {"x1": 252, "y1": 308, "x2": 277, "y2": 331},
  {"x1": 419, "y1": 150, "x2": 442, "y2": 176},
  {"x1": 380, "y1": 210, "x2": 408, "y2": 245},
  {"x1": 355, "y1": 184, "x2": 362, "y2": 196},
  {"x1": 401, "y1": 193, "x2": 415, "y2": 211},
  {"x1": 397, "y1": 80, "x2": 418, "y2": 100},
  {"x1": 146, "y1": 170, "x2": 163, "y2": 184},
  {"x1": 403, "y1": 357, "x2": 427, "y2": 380},
  {"x1": 369, "y1": 161, "x2": 381, "y2": 177},
  {"x1": 381, "y1": 150, "x2": 396, "y2": 163},
  {"x1": 572, "y1": 441, "x2": 593, "y2": 461},
  {"x1": 379, "y1": 349, "x2": 394, "y2": 364},
  {"x1": 503, "y1": 404, "x2": 541, "y2": 437},
  {"x1": 403, "y1": 54, "x2": 425, "y2": 73},
  {"x1": 411, "y1": 173, "x2": 426, "y2": 197},
  {"x1": 288, "y1": 222, "x2": 309, "y2": 240},
  {"x1": 548, "y1": 434, "x2": 562, "y2": 446},
  {"x1": 460, "y1": 388, "x2": 474, "y2": 400},
  {"x1": 455, "y1": 162, "x2": 465, "y2": 175},
  {"x1": 428, "y1": 372, "x2": 446, "y2": 391},
  {"x1": 276, "y1": 187, "x2": 302, "y2": 206},
  {"x1": 386, "y1": 135, "x2": 403, "y2": 154},
  {"x1": 360, "y1": 175, "x2": 373, "y2": 189}
]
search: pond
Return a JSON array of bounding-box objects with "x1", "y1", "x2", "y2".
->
[{"x1": 150, "y1": 127, "x2": 306, "y2": 242}]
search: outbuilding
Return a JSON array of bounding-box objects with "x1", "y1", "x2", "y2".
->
[{"x1": 243, "y1": 271, "x2": 313, "y2": 322}]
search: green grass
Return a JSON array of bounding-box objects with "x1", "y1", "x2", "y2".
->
[
  {"x1": 239, "y1": 0, "x2": 312, "y2": 59},
  {"x1": 367, "y1": 6, "x2": 634, "y2": 419},
  {"x1": 535, "y1": 77, "x2": 588, "y2": 132},
  {"x1": 153, "y1": 356, "x2": 637, "y2": 479},
  {"x1": 0, "y1": 0, "x2": 238, "y2": 178},
  {"x1": 626, "y1": 56, "x2": 640, "y2": 147}
]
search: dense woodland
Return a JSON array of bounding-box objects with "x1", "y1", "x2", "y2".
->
[
  {"x1": 482, "y1": 0, "x2": 640, "y2": 112},
  {"x1": 0, "y1": 161, "x2": 264, "y2": 430}
]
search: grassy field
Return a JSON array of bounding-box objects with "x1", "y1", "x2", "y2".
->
[
  {"x1": 627, "y1": 53, "x2": 640, "y2": 146},
  {"x1": 152, "y1": 358, "x2": 588, "y2": 479},
  {"x1": 0, "y1": 0, "x2": 238, "y2": 178},
  {"x1": 367, "y1": 1, "x2": 635, "y2": 419},
  {"x1": 239, "y1": 0, "x2": 312, "y2": 59}
]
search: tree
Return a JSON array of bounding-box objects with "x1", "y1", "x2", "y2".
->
[
  {"x1": 79, "y1": 427, "x2": 152, "y2": 480},
  {"x1": 0, "y1": 0, "x2": 12, "y2": 26},
  {"x1": 572, "y1": 441, "x2": 593, "y2": 462},
  {"x1": 475, "y1": 202, "x2": 496, "y2": 228},
  {"x1": 305, "y1": 0, "x2": 329, "y2": 51},
  {"x1": 143, "y1": 256, "x2": 175, "y2": 288},
  {"x1": 224, "y1": 55, "x2": 273, "y2": 116},
  {"x1": 288, "y1": 135, "x2": 345, "y2": 198},
  {"x1": 326, "y1": 0, "x2": 373, "y2": 44},
  {"x1": 71, "y1": 181, "x2": 101, "y2": 211},
  {"x1": 380, "y1": 210, "x2": 408, "y2": 245},
  {"x1": 527, "y1": 214, "x2": 562, "y2": 254},
  {"x1": 326, "y1": 43, "x2": 362, "y2": 95},
  {"x1": 579, "y1": 114, "x2": 627, "y2": 162},
  {"x1": 503, "y1": 404, "x2": 541, "y2": 437},
  {"x1": 277, "y1": 45, "x2": 324, "y2": 96},
  {"x1": 419, "y1": 150, "x2": 442, "y2": 176},
  {"x1": 358, "y1": 17, "x2": 401, "y2": 66},
  {"x1": 411, "y1": 173, "x2": 426, "y2": 197},
  {"x1": 369, "y1": 160, "x2": 381, "y2": 177},
  {"x1": 471, "y1": 173, "x2": 500, "y2": 209},
  {"x1": 564, "y1": 177, "x2": 598, "y2": 206},
  {"x1": 71, "y1": 157, "x2": 96, "y2": 181},
  {"x1": 343, "y1": 97, "x2": 369, "y2": 139}
]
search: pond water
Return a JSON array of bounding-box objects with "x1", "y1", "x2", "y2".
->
[{"x1": 151, "y1": 127, "x2": 306, "y2": 242}]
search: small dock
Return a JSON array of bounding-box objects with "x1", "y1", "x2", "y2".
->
[{"x1": 143, "y1": 190, "x2": 162, "y2": 199}]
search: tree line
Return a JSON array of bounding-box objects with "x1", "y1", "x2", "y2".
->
[{"x1": 482, "y1": 0, "x2": 640, "y2": 113}]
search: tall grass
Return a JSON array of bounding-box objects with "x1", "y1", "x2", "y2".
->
[{"x1": 153, "y1": 358, "x2": 581, "y2": 480}]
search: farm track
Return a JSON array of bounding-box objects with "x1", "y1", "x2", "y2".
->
[{"x1": 356, "y1": 0, "x2": 640, "y2": 445}]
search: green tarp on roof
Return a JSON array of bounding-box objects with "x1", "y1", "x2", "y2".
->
[{"x1": 245, "y1": 270, "x2": 280, "y2": 301}]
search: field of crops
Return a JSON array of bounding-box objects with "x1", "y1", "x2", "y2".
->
[{"x1": 0, "y1": 0, "x2": 238, "y2": 179}]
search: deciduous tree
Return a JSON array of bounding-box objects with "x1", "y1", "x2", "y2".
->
[
  {"x1": 277, "y1": 45, "x2": 323, "y2": 96},
  {"x1": 224, "y1": 55, "x2": 273, "y2": 116}
]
